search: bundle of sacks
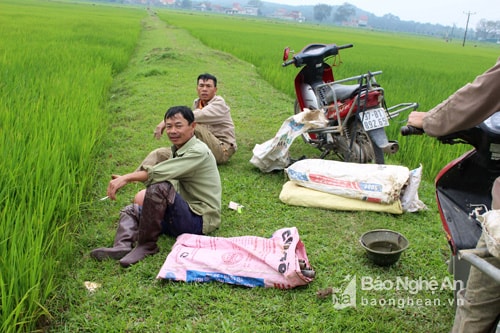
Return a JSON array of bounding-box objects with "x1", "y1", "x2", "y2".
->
[{"x1": 280, "y1": 159, "x2": 426, "y2": 214}]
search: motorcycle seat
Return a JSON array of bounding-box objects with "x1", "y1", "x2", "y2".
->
[{"x1": 331, "y1": 84, "x2": 360, "y2": 101}]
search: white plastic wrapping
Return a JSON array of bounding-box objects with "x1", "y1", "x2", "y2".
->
[{"x1": 250, "y1": 109, "x2": 327, "y2": 173}]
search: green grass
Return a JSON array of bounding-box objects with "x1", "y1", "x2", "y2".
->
[{"x1": 2, "y1": 2, "x2": 498, "y2": 332}]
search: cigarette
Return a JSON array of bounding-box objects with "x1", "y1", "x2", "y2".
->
[{"x1": 100, "y1": 196, "x2": 109, "y2": 201}]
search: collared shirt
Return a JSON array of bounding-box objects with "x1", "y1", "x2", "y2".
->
[
  {"x1": 192, "y1": 95, "x2": 237, "y2": 150},
  {"x1": 143, "y1": 136, "x2": 221, "y2": 234},
  {"x1": 424, "y1": 57, "x2": 500, "y2": 137}
]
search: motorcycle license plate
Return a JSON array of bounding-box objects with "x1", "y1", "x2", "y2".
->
[{"x1": 360, "y1": 108, "x2": 389, "y2": 131}]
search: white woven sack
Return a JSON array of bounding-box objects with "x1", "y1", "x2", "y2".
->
[
  {"x1": 478, "y1": 210, "x2": 500, "y2": 258},
  {"x1": 285, "y1": 159, "x2": 410, "y2": 204}
]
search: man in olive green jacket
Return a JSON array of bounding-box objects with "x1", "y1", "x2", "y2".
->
[{"x1": 91, "y1": 106, "x2": 221, "y2": 268}]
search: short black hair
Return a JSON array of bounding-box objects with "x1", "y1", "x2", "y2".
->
[
  {"x1": 164, "y1": 106, "x2": 195, "y2": 124},
  {"x1": 197, "y1": 73, "x2": 217, "y2": 87}
]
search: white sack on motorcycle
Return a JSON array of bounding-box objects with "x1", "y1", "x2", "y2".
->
[
  {"x1": 478, "y1": 210, "x2": 500, "y2": 259},
  {"x1": 250, "y1": 109, "x2": 327, "y2": 173},
  {"x1": 285, "y1": 159, "x2": 409, "y2": 205}
]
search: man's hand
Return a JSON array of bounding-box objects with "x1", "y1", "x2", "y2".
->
[
  {"x1": 107, "y1": 175, "x2": 128, "y2": 200},
  {"x1": 154, "y1": 120, "x2": 166, "y2": 140},
  {"x1": 106, "y1": 171, "x2": 148, "y2": 200},
  {"x1": 407, "y1": 111, "x2": 426, "y2": 129}
]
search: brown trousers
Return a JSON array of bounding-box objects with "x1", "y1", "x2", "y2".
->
[{"x1": 451, "y1": 177, "x2": 500, "y2": 333}]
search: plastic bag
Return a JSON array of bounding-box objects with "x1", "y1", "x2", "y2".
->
[
  {"x1": 400, "y1": 164, "x2": 427, "y2": 212},
  {"x1": 250, "y1": 109, "x2": 327, "y2": 173}
]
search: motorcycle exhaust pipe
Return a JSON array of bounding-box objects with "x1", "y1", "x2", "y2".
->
[
  {"x1": 381, "y1": 141, "x2": 399, "y2": 154},
  {"x1": 368, "y1": 128, "x2": 399, "y2": 154}
]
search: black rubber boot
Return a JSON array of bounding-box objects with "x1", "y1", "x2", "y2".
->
[
  {"x1": 90, "y1": 204, "x2": 139, "y2": 261},
  {"x1": 119, "y1": 182, "x2": 176, "y2": 268}
]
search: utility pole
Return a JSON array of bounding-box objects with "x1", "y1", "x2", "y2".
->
[
  {"x1": 462, "y1": 11, "x2": 476, "y2": 47},
  {"x1": 449, "y1": 24, "x2": 455, "y2": 42}
]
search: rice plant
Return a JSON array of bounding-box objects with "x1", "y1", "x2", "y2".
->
[{"x1": 0, "y1": 1, "x2": 143, "y2": 331}]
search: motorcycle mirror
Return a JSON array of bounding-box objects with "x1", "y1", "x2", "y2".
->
[{"x1": 283, "y1": 47, "x2": 290, "y2": 61}]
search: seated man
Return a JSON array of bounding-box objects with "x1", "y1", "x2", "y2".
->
[
  {"x1": 91, "y1": 105, "x2": 221, "y2": 267},
  {"x1": 139, "y1": 73, "x2": 236, "y2": 168}
]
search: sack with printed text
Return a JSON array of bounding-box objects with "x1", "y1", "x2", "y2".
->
[
  {"x1": 285, "y1": 159, "x2": 410, "y2": 204},
  {"x1": 156, "y1": 227, "x2": 315, "y2": 289}
]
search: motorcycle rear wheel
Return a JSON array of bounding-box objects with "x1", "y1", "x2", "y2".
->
[
  {"x1": 344, "y1": 120, "x2": 384, "y2": 164},
  {"x1": 294, "y1": 100, "x2": 384, "y2": 164}
]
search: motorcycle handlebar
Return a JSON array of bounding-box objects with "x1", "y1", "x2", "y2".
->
[
  {"x1": 282, "y1": 43, "x2": 354, "y2": 67},
  {"x1": 400, "y1": 125, "x2": 425, "y2": 136},
  {"x1": 337, "y1": 43, "x2": 354, "y2": 50}
]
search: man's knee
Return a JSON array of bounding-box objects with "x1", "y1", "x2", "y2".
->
[
  {"x1": 145, "y1": 182, "x2": 176, "y2": 205},
  {"x1": 133, "y1": 190, "x2": 146, "y2": 206}
]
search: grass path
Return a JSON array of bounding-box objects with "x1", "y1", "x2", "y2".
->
[{"x1": 48, "y1": 11, "x2": 454, "y2": 332}]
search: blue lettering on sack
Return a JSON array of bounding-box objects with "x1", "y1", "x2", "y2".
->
[
  {"x1": 286, "y1": 169, "x2": 309, "y2": 181},
  {"x1": 185, "y1": 270, "x2": 265, "y2": 287},
  {"x1": 288, "y1": 119, "x2": 305, "y2": 131},
  {"x1": 359, "y1": 182, "x2": 382, "y2": 192}
]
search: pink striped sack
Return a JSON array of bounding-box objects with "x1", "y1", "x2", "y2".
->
[{"x1": 156, "y1": 227, "x2": 315, "y2": 289}]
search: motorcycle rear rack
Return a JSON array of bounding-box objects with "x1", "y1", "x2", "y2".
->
[
  {"x1": 458, "y1": 248, "x2": 500, "y2": 284},
  {"x1": 311, "y1": 71, "x2": 418, "y2": 135},
  {"x1": 307, "y1": 101, "x2": 418, "y2": 136}
]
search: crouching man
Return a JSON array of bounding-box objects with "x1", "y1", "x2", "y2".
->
[{"x1": 91, "y1": 105, "x2": 221, "y2": 267}]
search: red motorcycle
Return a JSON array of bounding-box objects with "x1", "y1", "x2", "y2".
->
[
  {"x1": 402, "y1": 114, "x2": 500, "y2": 311},
  {"x1": 282, "y1": 43, "x2": 417, "y2": 164}
]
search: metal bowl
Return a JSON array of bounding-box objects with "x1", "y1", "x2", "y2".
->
[{"x1": 360, "y1": 229, "x2": 409, "y2": 266}]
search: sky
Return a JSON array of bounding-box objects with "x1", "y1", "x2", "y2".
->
[{"x1": 266, "y1": 0, "x2": 499, "y2": 28}]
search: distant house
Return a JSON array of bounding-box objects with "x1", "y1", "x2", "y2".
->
[
  {"x1": 242, "y1": 6, "x2": 258, "y2": 16},
  {"x1": 273, "y1": 8, "x2": 304, "y2": 22},
  {"x1": 194, "y1": 3, "x2": 207, "y2": 11},
  {"x1": 358, "y1": 15, "x2": 368, "y2": 27},
  {"x1": 220, "y1": 3, "x2": 258, "y2": 16}
]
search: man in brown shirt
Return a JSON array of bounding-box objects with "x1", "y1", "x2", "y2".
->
[
  {"x1": 408, "y1": 57, "x2": 500, "y2": 333},
  {"x1": 140, "y1": 73, "x2": 236, "y2": 167}
]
